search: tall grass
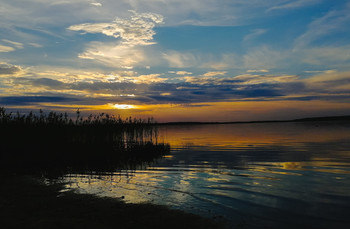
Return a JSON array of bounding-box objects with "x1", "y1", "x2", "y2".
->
[{"x1": 0, "y1": 107, "x2": 170, "y2": 177}]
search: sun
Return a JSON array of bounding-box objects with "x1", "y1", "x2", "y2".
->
[{"x1": 112, "y1": 104, "x2": 136, "y2": 109}]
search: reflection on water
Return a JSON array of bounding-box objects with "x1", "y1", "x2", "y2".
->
[{"x1": 63, "y1": 122, "x2": 350, "y2": 229}]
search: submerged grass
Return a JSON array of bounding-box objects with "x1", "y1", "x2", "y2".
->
[{"x1": 0, "y1": 107, "x2": 169, "y2": 177}]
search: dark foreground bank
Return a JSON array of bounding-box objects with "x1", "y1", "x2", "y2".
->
[{"x1": 0, "y1": 175, "x2": 225, "y2": 229}]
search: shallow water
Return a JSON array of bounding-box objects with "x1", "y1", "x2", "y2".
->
[{"x1": 63, "y1": 121, "x2": 350, "y2": 229}]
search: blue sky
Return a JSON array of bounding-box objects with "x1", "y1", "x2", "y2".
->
[{"x1": 1, "y1": 0, "x2": 350, "y2": 121}]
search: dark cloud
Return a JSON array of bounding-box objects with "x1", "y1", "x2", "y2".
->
[
  {"x1": 14, "y1": 77, "x2": 67, "y2": 89},
  {"x1": 6, "y1": 71, "x2": 349, "y2": 107},
  {"x1": 0, "y1": 63, "x2": 21, "y2": 75},
  {"x1": 0, "y1": 96, "x2": 79, "y2": 106},
  {"x1": 71, "y1": 82, "x2": 145, "y2": 92},
  {"x1": 33, "y1": 78, "x2": 66, "y2": 89},
  {"x1": 283, "y1": 95, "x2": 350, "y2": 101}
]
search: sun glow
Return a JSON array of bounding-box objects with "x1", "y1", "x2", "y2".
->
[{"x1": 112, "y1": 104, "x2": 137, "y2": 109}]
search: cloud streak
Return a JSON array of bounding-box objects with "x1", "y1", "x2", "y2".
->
[
  {"x1": 0, "y1": 45, "x2": 15, "y2": 52},
  {"x1": 267, "y1": 0, "x2": 322, "y2": 12},
  {"x1": 294, "y1": 3, "x2": 350, "y2": 49},
  {"x1": 243, "y1": 29, "x2": 267, "y2": 42}
]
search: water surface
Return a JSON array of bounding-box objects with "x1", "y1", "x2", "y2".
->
[{"x1": 63, "y1": 122, "x2": 350, "y2": 229}]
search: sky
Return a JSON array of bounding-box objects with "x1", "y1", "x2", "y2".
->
[{"x1": 1, "y1": 0, "x2": 350, "y2": 122}]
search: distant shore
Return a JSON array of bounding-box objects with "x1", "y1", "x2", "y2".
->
[
  {"x1": 0, "y1": 175, "x2": 225, "y2": 229},
  {"x1": 159, "y1": 115, "x2": 350, "y2": 125}
]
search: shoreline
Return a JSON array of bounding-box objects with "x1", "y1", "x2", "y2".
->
[
  {"x1": 157, "y1": 115, "x2": 350, "y2": 126},
  {"x1": 0, "y1": 175, "x2": 226, "y2": 229}
]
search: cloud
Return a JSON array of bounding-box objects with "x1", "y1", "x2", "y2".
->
[
  {"x1": 243, "y1": 46, "x2": 286, "y2": 70},
  {"x1": 131, "y1": 74, "x2": 167, "y2": 84},
  {"x1": 90, "y1": 2, "x2": 102, "y2": 7},
  {"x1": 305, "y1": 70, "x2": 350, "y2": 92},
  {"x1": 204, "y1": 54, "x2": 239, "y2": 70},
  {"x1": 0, "y1": 0, "x2": 329, "y2": 31},
  {"x1": 0, "y1": 96, "x2": 79, "y2": 106},
  {"x1": 267, "y1": 0, "x2": 322, "y2": 12},
  {"x1": 28, "y1": 43, "x2": 43, "y2": 48},
  {"x1": 304, "y1": 70, "x2": 336, "y2": 74},
  {"x1": 68, "y1": 11, "x2": 163, "y2": 47},
  {"x1": 14, "y1": 77, "x2": 67, "y2": 90},
  {"x1": 0, "y1": 62, "x2": 23, "y2": 75},
  {"x1": 0, "y1": 45, "x2": 15, "y2": 52},
  {"x1": 3, "y1": 62, "x2": 350, "y2": 109},
  {"x1": 175, "y1": 71, "x2": 192, "y2": 75},
  {"x1": 243, "y1": 29, "x2": 267, "y2": 42},
  {"x1": 162, "y1": 51, "x2": 199, "y2": 68},
  {"x1": 182, "y1": 74, "x2": 299, "y2": 87},
  {"x1": 203, "y1": 71, "x2": 227, "y2": 77},
  {"x1": 299, "y1": 45, "x2": 350, "y2": 66},
  {"x1": 2, "y1": 39, "x2": 24, "y2": 49},
  {"x1": 1, "y1": 63, "x2": 298, "y2": 106},
  {"x1": 247, "y1": 69, "x2": 269, "y2": 73},
  {"x1": 76, "y1": 41, "x2": 148, "y2": 69},
  {"x1": 233, "y1": 74, "x2": 299, "y2": 85},
  {"x1": 68, "y1": 11, "x2": 163, "y2": 68},
  {"x1": 122, "y1": 0, "x2": 303, "y2": 26},
  {"x1": 163, "y1": 47, "x2": 284, "y2": 71},
  {"x1": 294, "y1": 4, "x2": 350, "y2": 49}
]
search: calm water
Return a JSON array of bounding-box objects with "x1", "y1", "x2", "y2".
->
[{"x1": 63, "y1": 122, "x2": 350, "y2": 229}]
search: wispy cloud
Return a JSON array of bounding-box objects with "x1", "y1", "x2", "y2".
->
[
  {"x1": 0, "y1": 45, "x2": 15, "y2": 52},
  {"x1": 90, "y1": 2, "x2": 102, "y2": 7},
  {"x1": 76, "y1": 41, "x2": 148, "y2": 69},
  {"x1": 2, "y1": 39, "x2": 24, "y2": 49},
  {"x1": 162, "y1": 51, "x2": 199, "y2": 68},
  {"x1": 247, "y1": 69, "x2": 269, "y2": 73},
  {"x1": 294, "y1": 4, "x2": 350, "y2": 49},
  {"x1": 28, "y1": 43, "x2": 43, "y2": 48},
  {"x1": 243, "y1": 29, "x2": 267, "y2": 42},
  {"x1": 305, "y1": 70, "x2": 350, "y2": 92},
  {"x1": 203, "y1": 71, "x2": 227, "y2": 77},
  {"x1": 243, "y1": 46, "x2": 286, "y2": 70},
  {"x1": 267, "y1": 0, "x2": 322, "y2": 12},
  {"x1": 304, "y1": 70, "x2": 336, "y2": 74},
  {"x1": 298, "y1": 45, "x2": 350, "y2": 67},
  {"x1": 233, "y1": 74, "x2": 299, "y2": 85}
]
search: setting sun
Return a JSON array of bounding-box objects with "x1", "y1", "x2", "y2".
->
[{"x1": 112, "y1": 104, "x2": 137, "y2": 109}]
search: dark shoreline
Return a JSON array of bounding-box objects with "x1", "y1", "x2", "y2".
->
[
  {"x1": 158, "y1": 115, "x2": 350, "y2": 126},
  {"x1": 0, "y1": 175, "x2": 226, "y2": 229}
]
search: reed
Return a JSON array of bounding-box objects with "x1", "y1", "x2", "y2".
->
[{"x1": 0, "y1": 107, "x2": 170, "y2": 177}]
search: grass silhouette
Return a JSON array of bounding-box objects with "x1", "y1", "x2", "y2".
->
[{"x1": 0, "y1": 107, "x2": 170, "y2": 177}]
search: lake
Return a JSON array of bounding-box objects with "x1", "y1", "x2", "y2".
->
[{"x1": 62, "y1": 121, "x2": 350, "y2": 229}]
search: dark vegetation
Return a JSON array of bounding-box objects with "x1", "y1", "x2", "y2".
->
[
  {"x1": 0, "y1": 107, "x2": 226, "y2": 229},
  {"x1": 0, "y1": 107, "x2": 170, "y2": 178}
]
